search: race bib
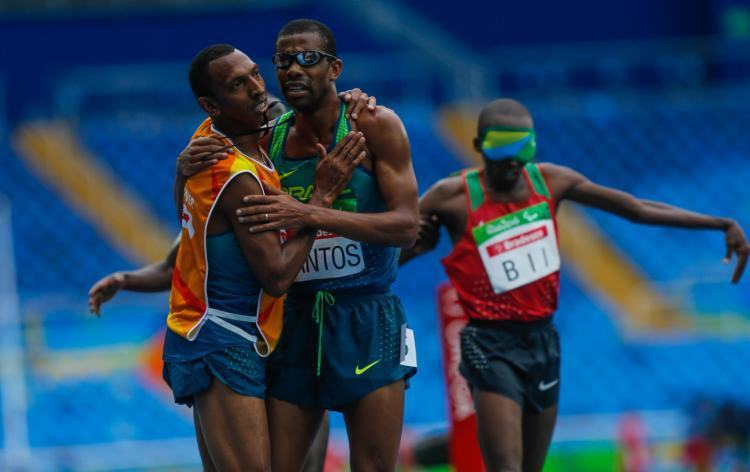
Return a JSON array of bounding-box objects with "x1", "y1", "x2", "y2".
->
[
  {"x1": 295, "y1": 230, "x2": 365, "y2": 282},
  {"x1": 472, "y1": 201, "x2": 560, "y2": 294}
]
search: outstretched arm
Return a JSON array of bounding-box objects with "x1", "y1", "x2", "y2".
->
[
  {"x1": 237, "y1": 109, "x2": 419, "y2": 248},
  {"x1": 546, "y1": 163, "x2": 750, "y2": 283},
  {"x1": 88, "y1": 241, "x2": 179, "y2": 315}
]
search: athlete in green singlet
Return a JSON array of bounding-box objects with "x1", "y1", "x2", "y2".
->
[{"x1": 178, "y1": 19, "x2": 419, "y2": 472}]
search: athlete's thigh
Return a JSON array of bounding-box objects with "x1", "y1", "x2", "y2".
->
[
  {"x1": 194, "y1": 379, "x2": 271, "y2": 471},
  {"x1": 343, "y1": 379, "x2": 405, "y2": 472},
  {"x1": 267, "y1": 395, "x2": 326, "y2": 472},
  {"x1": 521, "y1": 404, "x2": 558, "y2": 472},
  {"x1": 473, "y1": 389, "x2": 524, "y2": 472},
  {"x1": 193, "y1": 409, "x2": 217, "y2": 472}
]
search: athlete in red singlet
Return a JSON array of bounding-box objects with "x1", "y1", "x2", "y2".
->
[{"x1": 400, "y1": 98, "x2": 749, "y2": 472}]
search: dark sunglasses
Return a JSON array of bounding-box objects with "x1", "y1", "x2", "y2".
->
[{"x1": 271, "y1": 50, "x2": 338, "y2": 69}]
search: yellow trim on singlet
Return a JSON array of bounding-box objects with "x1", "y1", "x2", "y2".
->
[
  {"x1": 438, "y1": 105, "x2": 690, "y2": 332},
  {"x1": 13, "y1": 121, "x2": 173, "y2": 265}
]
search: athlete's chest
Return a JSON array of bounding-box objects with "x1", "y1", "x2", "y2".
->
[
  {"x1": 278, "y1": 158, "x2": 378, "y2": 213},
  {"x1": 283, "y1": 129, "x2": 375, "y2": 173}
]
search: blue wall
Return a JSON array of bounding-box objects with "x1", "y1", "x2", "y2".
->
[
  {"x1": 402, "y1": 0, "x2": 712, "y2": 48},
  {"x1": 0, "y1": 5, "x2": 387, "y2": 122},
  {"x1": 2, "y1": 0, "x2": 739, "y2": 121}
]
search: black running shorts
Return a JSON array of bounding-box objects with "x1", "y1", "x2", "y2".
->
[{"x1": 459, "y1": 317, "x2": 560, "y2": 413}]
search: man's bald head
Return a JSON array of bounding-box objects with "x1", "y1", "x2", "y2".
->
[{"x1": 477, "y1": 98, "x2": 533, "y2": 135}]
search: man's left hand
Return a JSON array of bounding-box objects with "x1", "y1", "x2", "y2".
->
[
  {"x1": 339, "y1": 88, "x2": 376, "y2": 120},
  {"x1": 237, "y1": 186, "x2": 310, "y2": 233}
]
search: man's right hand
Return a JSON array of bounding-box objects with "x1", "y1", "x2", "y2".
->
[
  {"x1": 88, "y1": 272, "x2": 126, "y2": 316},
  {"x1": 177, "y1": 136, "x2": 233, "y2": 177},
  {"x1": 723, "y1": 220, "x2": 750, "y2": 283},
  {"x1": 412, "y1": 214, "x2": 441, "y2": 256},
  {"x1": 312, "y1": 131, "x2": 367, "y2": 205}
]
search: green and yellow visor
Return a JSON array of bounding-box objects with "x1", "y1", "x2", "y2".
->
[{"x1": 479, "y1": 126, "x2": 536, "y2": 163}]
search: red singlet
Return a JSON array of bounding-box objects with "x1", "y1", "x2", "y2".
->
[{"x1": 441, "y1": 164, "x2": 560, "y2": 322}]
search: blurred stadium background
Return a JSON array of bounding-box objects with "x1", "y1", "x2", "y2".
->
[{"x1": 2, "y1": 0, "x2": 750, "y2": 470}]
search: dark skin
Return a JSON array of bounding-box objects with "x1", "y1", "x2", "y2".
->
[
  {"x1": 181, "y1": 49, "x2": 364, "y2": 471},
  {"x1": 174, "y1": 36, "x2": 417, "y2": 472},
  {"x1": 400, "y1": 106, "x2": 750, "y2": 472},
  {"x1": 234, "y1": 32, "x2": 419, "y2": 249},
  {"x1": 92, "y1": 49, "x2": 352, "y2": 472},
  {"x1": 192, "y1": 50, "x2": 367, "y2": 296},
  {"x1": 87, "y1": 241, "x2": 178, "y2": 316},
  {"x1": 253, "y1": 31, "x2": 416, "y2": 472},
  {"x1": 87, "y1": 235, "x2": 331, "y2": 472},
  {"x1": 402, "y1": 162, "x2": 749, "y2": 282},
  {"x1": 175, "y1": 90, "x2": 376, "y2": 208},
  {"x1": 171, "y1": 59, "x2": 376, "y2": 472}
]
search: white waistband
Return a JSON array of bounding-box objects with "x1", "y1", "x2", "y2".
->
[
  {"x1": 206, "y1": 307, "x2": 257, "y2": 322},
  {"x1": 205, "y1": 307, "x2": 258, "y2": 343}
]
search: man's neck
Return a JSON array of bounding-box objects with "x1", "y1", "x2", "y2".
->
[
  {"x1": 293, "y1": 88, "x2": 340, "y2": 146},
  {"x1": 212, "y1": 118, "x2": 262, "y2": 156},
  {"x1": 484, "y1": 171, "x2": 526, "y2": 198}
]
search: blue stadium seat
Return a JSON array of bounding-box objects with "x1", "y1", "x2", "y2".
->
[{"x1": 3, "y1": 144, "x2": 133, "y2": 294}]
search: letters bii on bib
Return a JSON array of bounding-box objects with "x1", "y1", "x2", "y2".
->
[{"x1": 472, "y1": 201, "x2": 560, "y2": 295}]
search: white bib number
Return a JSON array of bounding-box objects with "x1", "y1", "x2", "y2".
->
[
  {"x1": 295, "y1": 230, "x2": 365, "y2": 282},
  {"x1": 473, "y1": 202, "x2": 560, "y2": 294}
]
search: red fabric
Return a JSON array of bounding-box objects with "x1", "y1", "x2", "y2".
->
[
  {"x1": 437, "y1": 283, "x2": 485, "y2": 472},
  {"x1": 441, "y1": 168, "x2": 560, "y2": 322},
  {"x1": 171, "y1": 266, "x2": 206, "y2": 314}
]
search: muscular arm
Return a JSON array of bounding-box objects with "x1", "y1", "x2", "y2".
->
[
  {"x1": 543, "y1": 162, "x2": 749, "y2": 282},
  {"x1": 399, "y1": 176, "x2": 464, "y2": 265},
  {"x1": 302, "y1": 108, "x2": 419, "y2": 247},
  {"x1": 545, "y1": 163, "x2": 732, "y2": 229},
  {"x1": 219, "y1": 174, "x2": 325, "y2": 296}
]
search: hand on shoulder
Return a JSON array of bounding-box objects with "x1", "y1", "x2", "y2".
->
[{"x1": 351, "y1": 105, "x2": 401, "y2": 134}]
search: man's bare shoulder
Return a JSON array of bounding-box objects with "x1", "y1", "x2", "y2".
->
[
  {"x1": 538, "y1": 162, "x2": 579, "y2": 181},
  {"x1": 538, "y1": 161, "x2": 563, "y2": 174},
  {"x1": 354, "y1": 105, "x2": 404, "y2": 136},
  {"x1": 537, "y1": 162, "x2": 589, "y2": 200},
  {"x1": 421, "y1": 174, "x2": 467, "y2": 220}
]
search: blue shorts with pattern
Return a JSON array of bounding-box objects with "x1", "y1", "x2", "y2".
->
[
  {"x1": 267, "y1": 290, "x2": 417, "y2": 411},
  {"x1": 163, "y1": 344, "x2": 266, "y2": 407}
]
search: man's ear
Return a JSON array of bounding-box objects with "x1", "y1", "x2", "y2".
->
[
  {"x1": 328, "y1": 58, "x2": 343, "y2": 81},
  {"x1": 198, "y1": 96, "x2": 220, "y2": 118}
]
